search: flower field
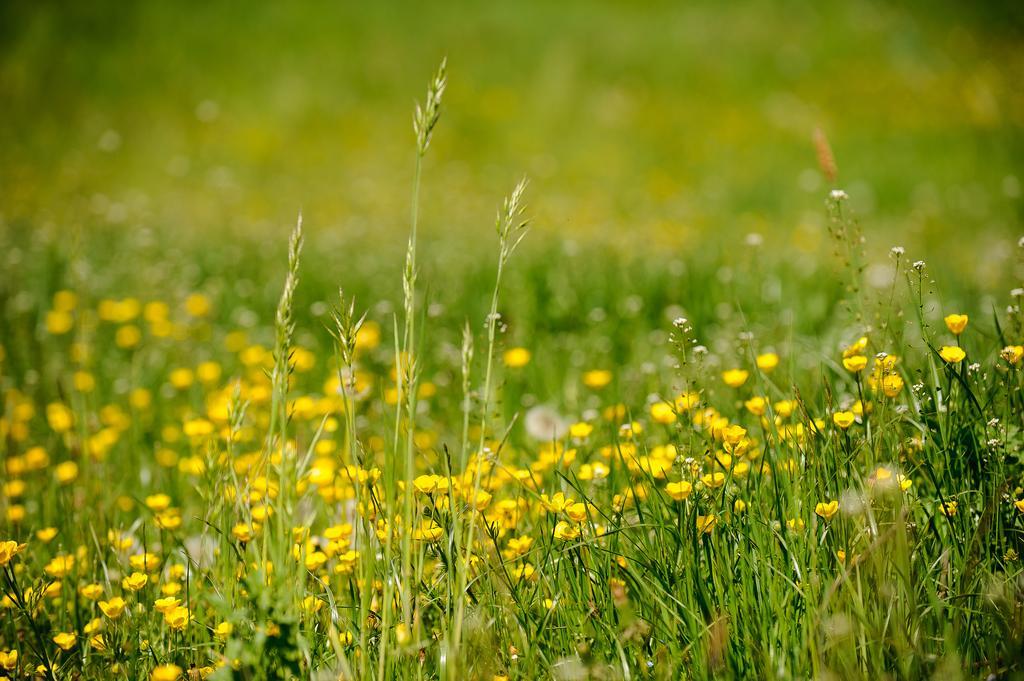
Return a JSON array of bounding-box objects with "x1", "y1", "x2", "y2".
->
[{"x1": 2, "y1": 2, "x2": 1024, "y2": 680}]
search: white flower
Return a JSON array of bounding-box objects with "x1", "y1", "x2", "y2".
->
[{"x1": 524, "y1": 405, "x2": 568, "y2": 441}]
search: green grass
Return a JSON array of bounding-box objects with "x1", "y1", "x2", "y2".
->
[{"x1": 2, "y1": 2, "x2": 1024, "y2": 680}]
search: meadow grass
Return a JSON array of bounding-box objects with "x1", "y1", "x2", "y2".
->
[{"x1": 2, "y1": 57, "x2": 1024, "y2": 681}]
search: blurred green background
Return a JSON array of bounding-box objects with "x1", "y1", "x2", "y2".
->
[
  {"x1": 1, "y1": 0, "x2": 1022, "y2": 291},
  {"x1": 1, "y1": 0, "x2": 1024, "y2": 423}
]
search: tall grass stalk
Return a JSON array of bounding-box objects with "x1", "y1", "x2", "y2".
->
[{"x1": 449, "y1": 178, "x2": 528, "y2": 676}]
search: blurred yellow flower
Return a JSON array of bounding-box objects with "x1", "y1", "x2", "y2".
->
[
  {"x1": 503, "y1": 347, "x2": 531, "y2": 368},
  {"x1": 756, "y1": 352, "x2": 779, "y2": 372},
  {"x1": 721, "y1": 369, "x2": 749, "y2": 388},
  {"x1": 151, "y1": 663, "x2": 183, "y2": 681}
]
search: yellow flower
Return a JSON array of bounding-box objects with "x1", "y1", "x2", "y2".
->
[
  {"x1": 943, "y1": 314, "x2": 968, "y2": 335},
  {"x1": 122, "y1": 572, "x2": 148, "y2": 592},
  {"x1": 553, "y1": 521, "x2": 580, "y2": 541},
  {"x1": 185, "y1": 293, "x2": 211, "y2": 317},
  {"x1": 832, "y1": 411, "x2": 855, "y2": 430},
  {"x1": 182, "y1": 418, "x2": 213, "y2": 438},
  {"x1": 511, "y1": 563, "x2": 536, "y2": 582},
  {"x1": 304, "y1": 551, "x2": 328, "y2": 572},
  {"x1": 412, "y1": 474, "x2": 440, "y2": 495},
  {"x1": 842, "y1": 355, "x2": 867, "y2": 373},
  {"x1": 696, "y1": 514, "x2": 717, "y2": 534},
  {"x1": 540, "y1": 492, "x2": 571, "y2": 514},
  {"x1": 568, "y1": 422, "x2": 593, "y2": 439},
  {"x1": 701, "y1": 472, "x2": 726, "y2": 489},
  {"x1": 154, "y1": 597, "x2": 181, "y2": 614},
  {"x1": 79, "y1": 584, "x2": 103, "y2": 600},
  {"x1": 232, "y1": 524, "x2": 255, "y2": 543},
  {"x1": 665, "y1": 481, "x2": 692, "y2": 501},
  {"x1": 881, "y1": 374, "x2": 904, "y2": 398},
  {"x1": 649, "y1": 401, "x2": 676, "y2": 425},
  {"x1": 164, "y1": 606, "x2": 190, "y2": 630},
  {"x1": 1014, "y1": 499, "x2": 1024, "y2": 514},
  {"x1": 411, "y1": 520, "x2": 444, "y2": 542},
  {"x1": 503, "y1": 347, "x2": 531, "y2": 368},
  {"x1": 721, "y1": 369, "x2": 749, "y2": 388},
  {"x1": 1001, "y1": 345, "x2": 1024, "y2": 365},
  {"x1": 35, "y1": 527, "x2": 58, "y2": 543},
  {"x1": 46, "y1": 310, "x2": 74, "y2": 334},
  {"x1": 0, "y1": 540, "x2": 27, "y2": 567},
  {"x1": 939, "y1": 346, "x2": 965, "y2": 364},
  {"x1": 564, "y1": 502, "x2": 588, "y2": 522},
  {"x1": 675, "y1": 392, "x2": 700, "y2": 412},
  {"x1": 45, "y1": 554, "x2": 74, "y2": 578},
  {"x1": 744, "y1": 396, "x2": 767, "y2": 416},
  {"x1": 151, "y1": 663, "x2": 183, "y2": 681},
  {"x1": 582, "y1": 370, "x2": 612, "y2": 389},
  {"x1": 939, "y1": 500, "x2": 958, "y2": 516},
  {"x1": 215, "y1": 621, "x2": 234, "y2": 639},
  {"x1": 756, "y1": 352, "x2": 779, "y2": 372},
  {"x1": 55, "y1": 460, "x2": 79, "y2": 485},
  {"x1": 145, "y1": 494, "x2": 172, "y2": 512},
  {"x1": 47, "y1": 403, "x2": 74, "y2": 432},
  {"x1": 99, "y1": 597, "x2": 126, "y2": 619},
  {"x1": 53, "y1": 632, "x2": 77, "y2": 651},
  {"x1": 115, "y1": 325, "x2": 142, "y2": 348},
  {"x1": 814, "y1": 500, "x2": 839, "y2": 521},
  {"x1": 843, "y1": 336, "x2": 868, "y2": 358},
  {"x1": 0, "y1": 649, "x2": 18, "y2": 671}
]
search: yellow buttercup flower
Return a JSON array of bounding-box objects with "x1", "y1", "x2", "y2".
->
[
  {"x1": 0, "y1": 650, "x2": 18, "y2": 671},
  {"x1": 943, "y1": 313, "x2": 968, "y2": 335},
  {"x1": 842, "y1": 336, "x2": 868, "y2": 358},
  {"x1": 154, "y1": 596, "x2": 181, "y2": 614},
  {"x1": 164, "y1": 606, "x2": 190, "y2": 630},
  {"x1": 814, "y1": 500, "x2": 839, "y2": 521},
  {"x1": 939, "y1": 346, "x2": 965, "y2": 364},
  {"x1": 151, "y1": 663, "x2": 183, "y2": 681},
  {"x1": 701, "y1": 472, "x2": 726, "y2": 489},
  {"x1": 1000, "y1": 345, "x2": 1023, "y2": 365},
  {"x1": 553, "y1": 520, "x2": 580, "y2": 541},
  {"x1": 721, "y1": 369, "x2": 749, "y2": 388},
  {"x1": 99, "y1": 597, "x2": 127, "y2": 619},
  {"x1": 649, "y1": 401, "x2": 676, "y2": 424},
  {"x1": 842, "y1": 355, "x2": 867, "y2": 373},
  {"x1": 0, "y1": 540, "x2": 27, "y2": 567},
  {"x1": 756, "y1": 352, "x2": 779, "y2": 372},
  {"x1": 582, "y1": 369, "x2": 612, "y2": 389},
  {"x1": 53, "y1": 632, "x2": 77, "y2": 651},
  {"x1": 665, "y1": 481, "x2": 692, "y2": 501},
  {"x1": 411, "y1": 520, "x2": 444, "y2": 542},
  {"x1": 832, "y1": 411, "x2": 855, "y2": 429},
  {"x1": 696, "y1": 514, "x2": 717, "y2": 534},
  {"x1": 881, "y1": 373, "x2": 904, "y2": 398},
  {"x1": 503, "y1": 347, "x2": 531, "y2": 368},
  {"x1": 122, "y1": 572, "x2": 149, "y2": 592}
]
